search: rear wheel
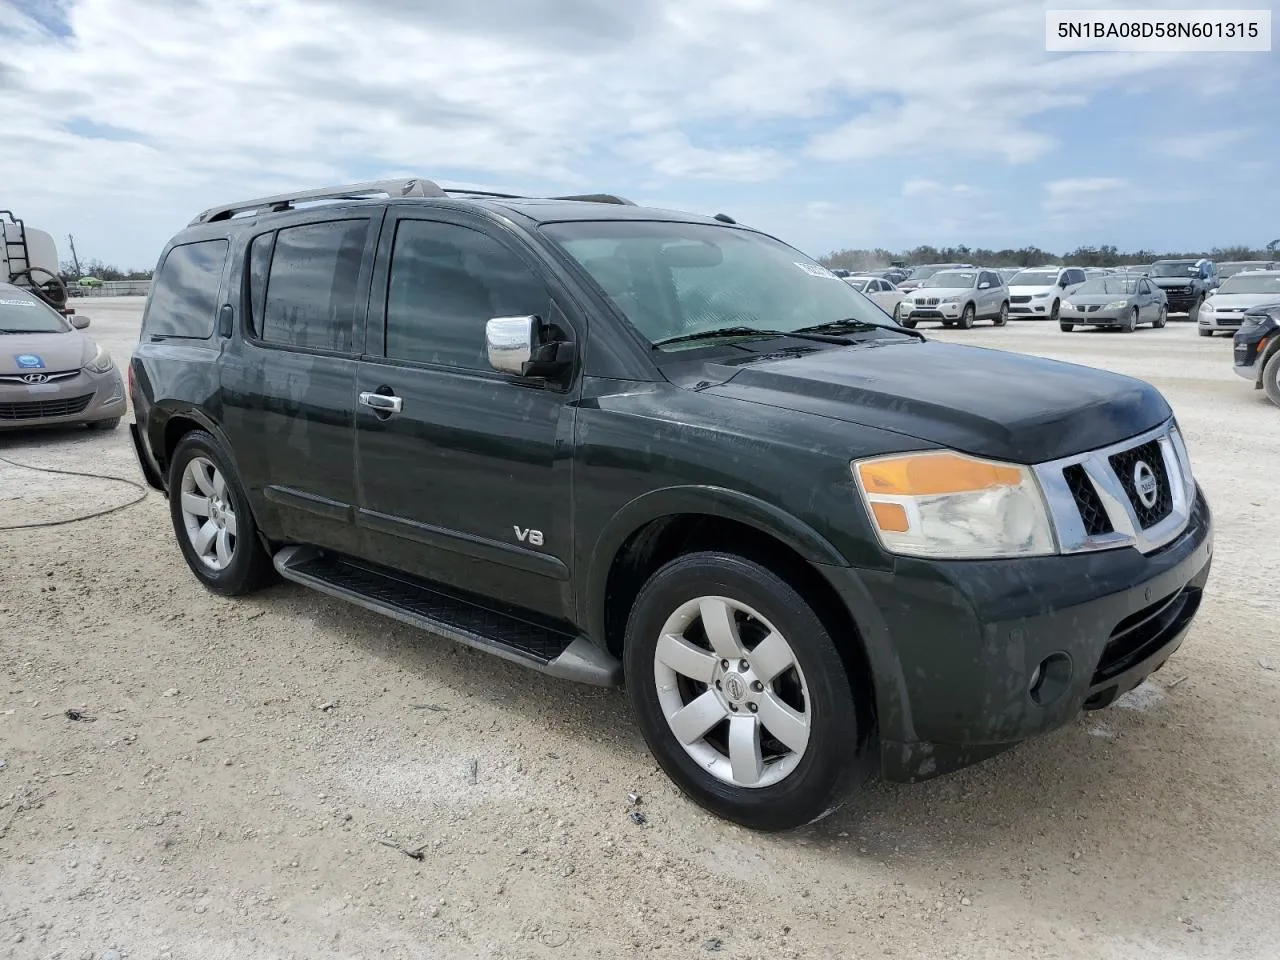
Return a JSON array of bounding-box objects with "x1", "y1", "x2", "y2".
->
[
  {"x1": 624, "y1": 552, "x2": 865, "y2": 831},
  {"x1": 958, "y1": 304, "x2": 975, "y2": 329},
  {"x1": 994, "y1": 301, "x2": 1009, "y2": 327},
  {"x1": 168, "y1": 430, "x2": 274, "y2": 596},
  {"x1": 1263, "y1": 352, "x2": 1280, "y2": 408}
]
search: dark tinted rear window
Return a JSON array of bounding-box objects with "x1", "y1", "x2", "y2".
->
[
  {"x1": 261, "y1": 220, "x2": 369, "y2": 353},
  {"x1": 144, "y1": 240, "x2": 229, "y2": 338}
]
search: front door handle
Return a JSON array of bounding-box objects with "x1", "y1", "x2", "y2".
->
[{"x1": 359, "y1": 391, "x2": 403, "y2": 415}]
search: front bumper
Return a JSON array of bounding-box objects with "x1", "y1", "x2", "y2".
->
[
  {"x1": 1009, "y1": 299, "x2": 1053, "y2": 316},
  {"x1": 1062, "y1": 307, "x2": 1126, "y2": 325},
  {"x1": 1159, "y1": 289, "x2": 1198, "y2": 312},
  {"x1": 1232, "y1": 324, "x2": 1271, "y2": 383},
  {"x1": 1198, "y1": 312, "x2": 1246, "y2": 331},
  {"x1": 904, "y1": 301, "x2": 963, "y2": 320},
  {"x1": 0, "y1": 366, "x2": 126, "y2": 430},
  {"x1": 828, "y1": 490, "x2": 1212, "y2": 783}
]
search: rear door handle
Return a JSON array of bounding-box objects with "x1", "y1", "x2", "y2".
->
[{"x1": 359, "y1": 391, "x2": 403, "y2": 415}]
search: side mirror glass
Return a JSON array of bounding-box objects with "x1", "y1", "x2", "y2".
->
[
  {"x1": 486, "y1": 315, "x2": 574, "y2": 378},
  {"x1": 978, "y1": 282, "x2": 990, "y2": 290},
  {"x1": 69, "y1": 314, "x2": 90, "y2": 329}
]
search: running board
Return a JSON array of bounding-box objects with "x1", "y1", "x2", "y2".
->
[{"x1": 272, "y1": 546, "x2": 621, "y2": 687}]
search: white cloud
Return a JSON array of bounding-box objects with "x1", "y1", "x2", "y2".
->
[
  {"x1": 1152, "y1": 128, "x2": 1253, "y2": 162},
  {"x1": 902, "y1": 180, "x2": 975, "y2": 197},
  {"x1": 0, "y1": 0, "x2": 1251, "y2": 266}
]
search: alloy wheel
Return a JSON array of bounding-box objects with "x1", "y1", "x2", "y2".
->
[{"x1": 179, "y1": 456, "x2": 238, "y2": 571}]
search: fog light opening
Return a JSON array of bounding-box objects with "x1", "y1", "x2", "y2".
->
[{"x1": 1030, "y1": 653, "x2": 1072, "y2": 706}]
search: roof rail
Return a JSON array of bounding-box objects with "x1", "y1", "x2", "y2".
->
[
  {"x1": 550, "y1": 193, "x2": 636, "y2": 205},
  {"x1": 189, "y1": 177, "x2": 447, "y2": 226},
  {"x1": 441, "y1": 188, "x2": 637, "y2": 206}
]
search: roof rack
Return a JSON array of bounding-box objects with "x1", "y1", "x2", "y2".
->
[
  {"x1": 189, "y1": 177, "x2": 448, "y2": 225},
  {"x1": 442, "y1": 188, "x2": 636, "y2": 206}
]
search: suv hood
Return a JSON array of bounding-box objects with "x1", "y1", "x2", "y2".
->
[
  {"x1": 0, "y1": 330, "x2": 87, "y2": 375},
  {"x1": 1152, "y1": 277, "x2": 1194, "y2": 289},
  {"x1": 704, "y1": 340, "x2": 1169, "y2": 464},
  {"x1": 1008, "y1": 284, "x2": 1060, "y2": 296},
  {"x1": 1207, "y1": 292, "x2": 1279, "y2": 309},
  {"x1": 906, "y1": 286, "x2": 973, "y2": 299}
]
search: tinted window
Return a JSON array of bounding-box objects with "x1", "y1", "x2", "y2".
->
[
  {"x1": 385, "y1": 220, "x2": 549, "y2": 371},
  {"x1": 145, "y1": 239, "x2": 228, "y2": 338},
  {"x1": 246, "y1": 232, "x2": 274, "y2": 338},
  {"x1": 261, "y1": 220, "x2": 370, "y2": 352}
]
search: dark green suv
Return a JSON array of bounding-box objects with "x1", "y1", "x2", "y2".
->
[{"x1": 129, "y1": 179, "x2": 1213, "y2": 831}]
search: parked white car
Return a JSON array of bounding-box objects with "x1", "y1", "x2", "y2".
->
[
  {"x1": 899, "y1": 268, "x2": 1009, "y2": 329},
  {"x1": 1198, "y1": 270, "x2": 1280, "y2": 337},
  {"x1": 1006, "y1": 266, "x2": 1089, "y2": 322},
  {"x1": 844, "y1": 275, "x2": 907, "y2": 321}
]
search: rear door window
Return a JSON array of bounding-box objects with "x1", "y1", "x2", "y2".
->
[
  {"x1": 260, "y1": 219, "x2": 371, "y2": 353},
  {"x1": 144, "y1": 239, "x2": 229, "y2": 338}
]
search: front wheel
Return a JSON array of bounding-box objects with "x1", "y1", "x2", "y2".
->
[
  {"x1": 1263, "y1": 351, "x2": 1280, "y2": 408},
  {"x1": 900, "y1": 316, "x2": 917, "y2": 329},
  {"x1": 1153, "y1": 306, "x2": 1167, "y2": 329},
  {"x1": 1122, "y1": 307, "x2": 1138, "y2": 333},
  {"x1": 624, "y1": 552, "x2": 865, "y2": 831},
  {"x1": 892, "y1": 302, "x2": 902, "y2": 322},
  {"x1": 994, "y1": 301, "x2": 1009, "y2": 327},
  {"x1": 1197, "y1": 327, "x2": 1214, "y2": 338},
  {"x1": 1189, "y1": 295, "x2": 1204, "y2": 323},
  {"x1": 168, "y1": 430, "x2": 275, "y2": 596},
  {"x1": 1059, "y1": 322, "x2": 1074, "y2": 332},
  {"x1": 1050, "y1": 299, "x2": 1061, "y2": 324},
  {"x1": 958, "y1": 304, "x2": 975, "y2": 329},
  {"x1": 89, "y1": 417, "x2": 120, "y2": 431}
]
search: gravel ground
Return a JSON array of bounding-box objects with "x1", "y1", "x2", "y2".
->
[{"x1": 2, "y1": 298, "x2": 1277, "y2": 960}]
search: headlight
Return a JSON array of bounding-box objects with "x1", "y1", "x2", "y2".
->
[
  {"x1": 1031, "y1": 291, "x2": 1051, "y2": 299},
  {"x1": 1105, "y1": 300, "x2": 1131, "y2": 310},
  {"x1": 1169, "y1": 426, "x2": 1196, "y2": 495},
  {"x1": 940, "y1": 296, "x2": 961, "y2": 304},
  {"x1": 1062, "y1": 301, "x2": 1075, "y2": 310},
  {"x1": 83, "y1": 343, "x2": 114, "y2": 374},
  {"x1": 852, "y1": 451, "x2": 1056, "y2": 559}
]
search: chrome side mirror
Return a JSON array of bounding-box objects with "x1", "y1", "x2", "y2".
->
[
  {"x1": 69, "y1": 314, "x2": 90, "y2": 329},
  {"x1": 486, "y1": 315, "x2": 536, "y2": 375}
]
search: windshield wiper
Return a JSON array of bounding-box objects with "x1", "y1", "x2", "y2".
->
[
  {"x1": 797, "y1": 318, "x2": 926, "y2": 341},
  {"x1": 652, "y1": 325, "x2": 851, "y2": 348}
]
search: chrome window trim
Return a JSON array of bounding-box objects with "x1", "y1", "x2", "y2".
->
[{"x1": 1033, "y1": 418, "x2": 1192, "y2": 556}]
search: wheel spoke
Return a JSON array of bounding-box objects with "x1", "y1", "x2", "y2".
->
[
  {"x1": 728, "y1": 716, "x2": 763, "y2": 786},
  {"x1": 190, "y1": 462, "x2": 215, "y2": 496},
  {"x1": 194, "y1": 519, "x2": 217, "y2": 556},
  {"x1": 211, "y1": 469, "x2": 227, "y2": 498},
  {"x1": 222, "y1": 508, "x2": 237, "y2": 539},
  {"x1": 656, "y1": 633, "x2": 717, "y2": 684},
  {"x1": 215, "y1": 529, "x2": 233, "y2": 567},
  {"x1": 699, "y1": 598, "x2": 744, "y2": 660},
  {"x1": 756, "y1": 690, "x2": 809, "y2": 754},
  {"x1": 181, "y1": 492, "x2": 210, "y2": 518},
  {"x1": 750, "y1": 630, "x2": 794, "y2": 684},
  {"x1": 667, "y1": 690, "x2": 727, "y2": 745}
]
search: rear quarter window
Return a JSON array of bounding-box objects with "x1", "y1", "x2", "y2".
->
[{"x1": 143, "y1": 239, "x2": 229, "y2": 339}]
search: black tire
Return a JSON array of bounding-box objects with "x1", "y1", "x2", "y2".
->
[
  {"x1": 994, "y1": 301, "x2": 1009, "y2": 327},
  {"x1": 900, "y1": 316, "x2": 917, "y2": 329},
  {"x1": 1050, "y1": 299, "x2": 1061, "y2": 324},
  {"x1": 941, "y1": 320, "x2": 954, "y2": 328},
  {"x1": 1059, "y1": 322, "x2": 1074, "y2": 332},
  {"x1": 623, "y1": 552, "x2": 864, "y2": 832},
  {"x1": 168, "y1": 430, "x2": 274, "y2": 596},
  {"x1": 1263, "y1": 351, "x2": 1280, "y2": 409},
  {"x1": 891, "y1": 302, "x2": 902, "y2": 322},
  {"x1": 1197, "y1": 327, "x2": 1214, "y2": 338},
  {"x1": 1189, "y1": 295, "x2": 1204, "y2": 323},
  {"x1": 1153, "y1": 306, "x2": 1167, "y2": 329},
  {"x1": 958, "y1": 304, "x2": 975, "y2": 329},
  {"x1": 89, "y1": 417, "x2": 120, "y2": 431},
  {"x1": 1122, "y1": 307, "x2": 1138, "y2": 333}
]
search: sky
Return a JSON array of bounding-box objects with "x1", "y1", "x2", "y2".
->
[{"x1": 1, "y1": 0, "x2": 1277, "y2": 270}]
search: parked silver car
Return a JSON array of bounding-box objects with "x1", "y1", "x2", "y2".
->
[
  {"x1": 844, "y1": 275, "x2": 907, "y2": 320},
  {"x1": 900, "y1": 268, "x2": 1009, "y2": 329},
  {"x1": 0, "y1": 282, "x2": 124, "y2": 430},
  {"x1": 1059, "y1": 275, "x2": 1169, "y2": 332},
  {"x1": 1199, "y1": 271, "x2": 1280, "y2": 336},
  {"x1": 1006, "y1": 266, "x2": 1089, "y2": 321}
]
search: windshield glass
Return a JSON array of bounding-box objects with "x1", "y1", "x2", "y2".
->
[
  {"x1": 1009, "y1": 269, "x2": 1059, "y2": 286},
  {"x1": 0, "y1": 287, "x2": 69, "y2": 333},
  {"x1": 1219, "y1": 262, "x2": 1273, "y2": 278},
  {"x1": 908, "y1": 265, "x2": 948, "y2": 281},
  {"x1": 847, "y1": 279, "x2": 871, "y2": 292},
  {"x1": 921, "y1": 271, "x2": 976, "y2": 288},
  {"x1": 543, "y1": 221, "x2": 894, "y2": 348},
  {"x1": 1150, "y1": 261, "x2": 1198, "y2": 278},
  {"x1": 1076, "y1": 277, "x2": 1139, "y2": 296},
  {"x1": 1218, "y1": 274, "x2": 1280, "y2": 295}
]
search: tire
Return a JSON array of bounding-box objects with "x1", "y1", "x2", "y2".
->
[
  {"x1": 941, "y1": 320, "x2": 954, "y2": 328},
  {"x1": 1059, "y1": 322, "x2": 1074, "y2": 332},
  {"x1": 89, "y1": 417, "x2": 120, "y2": 431},
  {"x1": 1122, "y1": 307, "x2": 1138, "y2": 333},
  {"x1": 891, "y1": 302, "x2": 902, "y2": 322},
  {"x1": 994, "y1": 301, "x2": 1009, "y2": 327},
  {"x1": 1153, "y1": 306, "x2": 1167, "y2": 329},
  {"x1": 1189, "y1": 295, "x2": 1204, "y2": 323},
  {"x1": 168, "y1": 430, "x2": 274, "y2": 597},
  {"x1": 900, "y1": 316, "x2": 917, "y2": 329},
  {"x1": 623, "y1": 552, "x2": 864, "y2": 831},
  {"x1": 1197, "y1": 327, "x2": 1214, "y2": 338},
  {"x1": 1050, "y1": 299, "x2": 1061, "y2": 324},
  {"x1": 958, "y1": 304, "x2": 975, "y2": 329},
  {"x1": 1263, "y1": 351, "x2": 1280, "y2": 409}
]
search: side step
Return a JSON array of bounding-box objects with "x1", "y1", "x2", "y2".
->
[{"x1": 273, "y1": 546, "x2": 621, "y2": 687}]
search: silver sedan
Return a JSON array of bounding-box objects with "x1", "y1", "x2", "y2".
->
[{"x1": 1058, "y1": 276, "x2": 1168, "y2": 333}]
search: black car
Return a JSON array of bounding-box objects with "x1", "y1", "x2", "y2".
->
[
  {"x1": 1232, "y1": 302, "x2": 1280, "y2": 407},
  {"x1": 1148, "y1": 258, "x2": 1218, "y2": 318},
  {"x1": 128, "y1": 178, "x2": 1213, "y2": 831}
]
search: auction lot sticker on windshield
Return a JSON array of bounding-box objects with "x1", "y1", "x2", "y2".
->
[
  {"x1": 15, "y1": 354, "x2": 44, "y2": 369},
  {"x1": 1046, "y1": 10, "x2": 1271, "y2": 51},
  {"x1": 0, "y1": 299, "x2": 38, "y2": 307},
  {"x1": 795, "y1": 262, "x2": 841, "y2": 280}
]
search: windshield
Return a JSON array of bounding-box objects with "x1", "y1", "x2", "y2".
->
[
  {"x1": 1150, "y1": 261, "x2": 1199, "y2": 278},
  {"x1": 847, "y1": 279, "x2": 871, "y2": 292},
  {"x1": 0, "y1": 287, "x2": 69, "y2": 333},
  {"x1": 543, "y1": 221, "x2": 894, "y2": 349},
  {"x1": 1220, "y1": 262, "x2": 1273, "y2": 278},
  {"x1": 921, "y1": 271, "x2": 976, "y2": 288},
  {"x1": 1009, "y1": 269, "x2": 1059, "y2": 286},
  {"x1": 907, "y1": 265, "x2": 948, "y2": 281},
  {"x1": 1218, "y1": 274, "x2": 1280, "y2": 295},
  {"x1": 1076, "y1": 277, "x2": 1139, "y2": 296}
]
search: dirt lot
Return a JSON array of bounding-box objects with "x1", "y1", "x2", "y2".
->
[{"x1": 2, "y1": 298, "x2": 1277, "y2": 960}]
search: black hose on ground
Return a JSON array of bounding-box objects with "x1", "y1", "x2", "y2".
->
[{"x1": 0, "y1": 454, "x2": 149, "y2": 530}]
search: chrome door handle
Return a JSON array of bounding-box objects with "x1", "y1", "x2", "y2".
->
[{"x1": 359, "y1": 391, "x2": 402, "y2": 414}]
